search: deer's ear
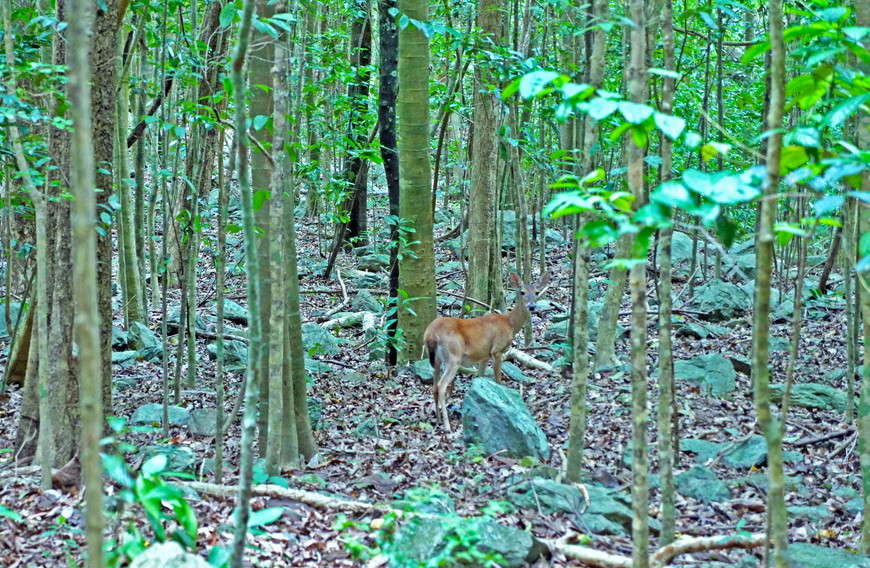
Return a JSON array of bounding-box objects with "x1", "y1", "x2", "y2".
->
[
  {"x1": 538, "y1": 271, "x2": 550, "y2": 287},
  {"x1": 510, "y1": 273, "x2": 521, "y2": 287}
]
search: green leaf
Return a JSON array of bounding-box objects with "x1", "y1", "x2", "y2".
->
[
  {"x1": 654, "y1": 112, "x2": 686, "y2": 140},
  {"x1": 741, "y1": 41, "x2": 771, "y2": 64},
  {"x1": 618, "y1": 101, "x2": 654, "y2": 124},
  {"x1": 249, "y1": 507, "x2": 285, "y2": 528},
  {"x1": 651, "y1": 180, "x2": 694, "y2": 210},
  {"x1": 683, "y1": 131, "x2": 702, "y2": 149},
  {"x1": 142, "y1": 454, "x2": 168, "y2": 477},
  {"x1": 519, "y1": 70, "x2": 560, "y2": 99},
  {"x1": 648, "y1": 67, "x2": 679, "y2": 79},
  {"x1": 818, "y1": 6, "x2": 847, "y2": 22},
  {"x1": 609, "y1": 121, "x2": 631, "y2": 142},
  {"x1": 821, "y1": 93, "x2": 870, "y2": 129},
  {"x1": 219, "y1": 3, "x2": 235, "y2": 28},
  {"x1": 0, "y1": 505, "x2": 22, "y2": 523},
  {"x1": 630, "y1": 125, "x2": 648, "y2": 149},
  {"x1": 812, "y1": 195, "x2": 844, "y2": 217},
  {"x1": 253, "y1": 114, "x2": 270, "y2": 131},
  {"x1": 501, "y1": 77, "x2": 520, "y2": 100},
  {"x1": 561, "y1": 82, "x2": 594, "y2": 101},
  {"x1": 587, "y1": 97, "x2": 618, "y2": 120},
  {"x1": 860, "y1": 231, "x2": 870, "y2": 260},
  {"x1": 253, "y1": 189, "x2": 270, "y2": 211}
]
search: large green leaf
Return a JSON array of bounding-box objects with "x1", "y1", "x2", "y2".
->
[
  {"x1": 519, "y1": 70, "x2": 560, "y2": 99},
  {"x1": 651, "y1": 180, "x2": 695, "y2": 210},
  {"x1": 618, "y1": 101, "x2": 654, "y2": 124},
  {"x1": 654, "y1": 112, "x2": 686, "y2": 140},
  {"x1": 587, "y1": 97, "x2": 618, "y2": 120},
  {"x1": 822, "y1": 93, "x2": 870, "y2": 128}
]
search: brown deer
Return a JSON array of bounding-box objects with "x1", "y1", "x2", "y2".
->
[{"x1": 422, "y1": 272, "x2": 550, "y2": 431}]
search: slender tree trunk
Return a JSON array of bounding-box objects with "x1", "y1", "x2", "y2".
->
[
  {"x1": 655, "y1": 0, "x2": 677, "y2": 545},
  {"x1": 627, "y1": 1, "x2": 649, "y2": 566},
  {"x1": 379, "y1": 0, "x2": 400, "y2": 367},
  {"x1": 229, "y1": 0, "x2": 261, "y2": 561},
  {"x1": 68, "y1": 0, "x2": 102, "y2": 561},
  {"x1": 565, "y1": 0, "x2": 606, "y2": 484},
  {"x1": 251, "y1": 0, "x2": 275, "y2": 455},
  {"x1": 752, "y1": 0, "x2": 788, "y2": 564},
  {"x1": 466, "y1": 0, "x2": 502, "y2": 309}
]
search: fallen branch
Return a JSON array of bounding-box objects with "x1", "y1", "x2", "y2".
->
[
  {"x1": 505, "y1": 348, "x2": 554, "y2": 373},
  {"x1": 792, "y1": 427, "x2": 855, "y2": 448}
]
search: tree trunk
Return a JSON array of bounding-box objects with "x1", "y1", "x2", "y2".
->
[
  {"x1": 397, "y1": 0, "x2": 437, "y2": 361},
  {"x1": 752, "y1": 0, "x2": 788, "y2": 563},
  {"x1": 466, "y1": 0, "x2": 502, "y2": 309},
  {"x1": 379, "y1": 0, "x2": 400, "y2": 367}
]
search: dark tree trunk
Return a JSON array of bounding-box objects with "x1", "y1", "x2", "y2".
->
[
  {"x1": 344, "y1": 0, "x2": 372, "y2": 247},
  {"x1": 379, "y1": 0, "x2": 399, "y2": 366}
]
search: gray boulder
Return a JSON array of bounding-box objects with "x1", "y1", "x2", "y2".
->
[
  {"x1": 188, "y1": 408, "x2": 220, "y2": 436},
  {"x1": 390, "y1": 516, "x2": 546, "y2": 568},
  {"x1": 131, "y1": 403, "x2": 191, "y2": 427},
  {"x1": 787, "y1": 542, "x2": 870, "y2": 568},
  {"x1": 130, "y1": 542, "x2": 210, "y2": 568},
  {"x1": 351, "y1": 289, "x2": 383, "y2": 313},
  {"x1": 675, "y1": 466, "x2": 730, "y2": 503},
  {"x1": 674, "y1": 354, "x2": 736, "y2": 397},
  {"x1": 686, "y1": 279, "x2": 751, "y2": 321},
  {"x1": 357, "y1": 254, "x2": 390, "y2": 273},
  {"x1": 462, "y1": 378, "x2": 550, "y2": 461},
  {"x1": 140, "y1": 445, "x2": 196, "y2": 473},
  {"x1": 302, "y1": 322, "x2": 341, "y2": 356},
  {"x1": 507, "y1": 479, "x2": 660, "y2": 535},
  {"x1": 128, "y1": 322, "x2": 163, "y2": 361},
  {"x1": 770, "y1": 383, "x2": 847, "y2": 413},
  {"x1": 206, "y1": 339, "x2": 248, "y2": 369}
]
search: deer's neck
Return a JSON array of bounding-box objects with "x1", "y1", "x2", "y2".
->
[{"x1": 508, "y1": 299, "x2": 529, "y2": 334}]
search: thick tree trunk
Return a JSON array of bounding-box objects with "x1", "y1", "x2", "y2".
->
[{"x1": 396, "y1": 0, "x2": 437, "y2": 361}]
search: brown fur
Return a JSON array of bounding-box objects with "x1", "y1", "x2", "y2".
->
[{"x1": 423, "y1": 272, "x2": 550, "y2": 432}]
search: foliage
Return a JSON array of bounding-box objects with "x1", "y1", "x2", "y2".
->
[{"x1": 336, "y1": 487, "x2": 509, "y2": 568}]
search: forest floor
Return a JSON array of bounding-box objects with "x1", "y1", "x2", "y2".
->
[{"x1": 0, "y1": 210, "x2": 862, "y2": 567}]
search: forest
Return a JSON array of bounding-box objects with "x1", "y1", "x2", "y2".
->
[{"x1": 0, "y1": 0, "x2": 869, "y2": 565}]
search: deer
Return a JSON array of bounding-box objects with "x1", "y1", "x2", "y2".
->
[{"x1": 422, "y1": 271, "x2": 550, "y2": 432}]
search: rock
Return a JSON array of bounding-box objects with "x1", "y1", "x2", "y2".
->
[
  {"x1": 687, "y1": 279, "x2": 752, "y2": 321},
  {"x1": 675, "y1": 320, "x2": 730, "y2": 339},
  {"x1": 353, "y1": 416, "x2": 379, "y2": 438},
  {"x1": 212, "y1": 298, "x2": 248, "y2": 323},
  {"x1": 507, "y1": 479, "x2": 660, "y2": 535},
  {"x1": 308, "y1": 397, "x2": 322, "y2": 430},
  {"x1": 391, "y1": 516, "x2": 546, "y2": 568},
  {"x1": 499, "y1": 361, "x2": 532, "y2": 384},
  {"x1": 675, "y1": 466, "x2": 730, "y2": 503},
  {"x1": 341, "y1": 371, "x2": 366, "y2": 384},
  {"x1": 787, "y1": 542, "x2": 870, "y2": 568},
  {"x1": 357, "y1": 254, "x2": 391, "y2": 273},
  {"x1": 674, "y1": 354, "x2": 736, "y2": 397},
  {"x1": 769, "y1": 336, "x2": 790, "y2": 352},
  {"x1": 411, "y1": 360, "x2": 435, "y2": 384},
  {"x1": 188, "y1": 408, "x2": 220, "y2": 436},
  {"x1": 167, "y1": 307, "x2": 209, "y2": 331},
  {"x1": 112, "y1": 325, "x2": 129, "y2": 349},
  {"x1": 140, "y1": 445, "x2": 196, "y2": 473},
  {"x1": 722, "y1": 435, "x2": 767, "y2": 469},
  {"x1": 681, "y1": 438, "x2": 723, "y2": 463},
  {"x1": 722, "y1": 252, "x2": 756, "y2": 281},
  {"x1": 729, "y1": 356, "x2": 752, "y2": 375},
  {"x1": 787, "y1": 505, "x2": 832, "y2": 523},
  {"x1": 845, "y1": 498, "x2": 863, "y2": 514},
  {"x1": 206, "y1": 339, "x2": 248, "y2": 368},
  {"x1": 129, "y1": 541, "x2": 210, "y2": 568},
  {"x1": 131, "y1": 403, "x2": 191, "y2": 427},
  {"x1": 301, "y1": 322, "x2": 340, "y2": 356},
  {"x1": 769, "y1": 383, "x2": 847, "y2": 413},
  {"x1": 128, "y1": 322, "x2": 163, "y2": 361},
  {"x1": 350, "y1": 290, "x2": 383, "y2": 313},
  {"x1": 112, "y1": 350, "x2": 140, "y2": 368},
  {"x1": 304, "y1": 357, "x2": 333, "y2": 374},
  {"x1": 462, "y1": 378, "x2": 550, "y2": 461},
  {"x1": 658, "y1": 231, "x2": 695, "y2": 265}
]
